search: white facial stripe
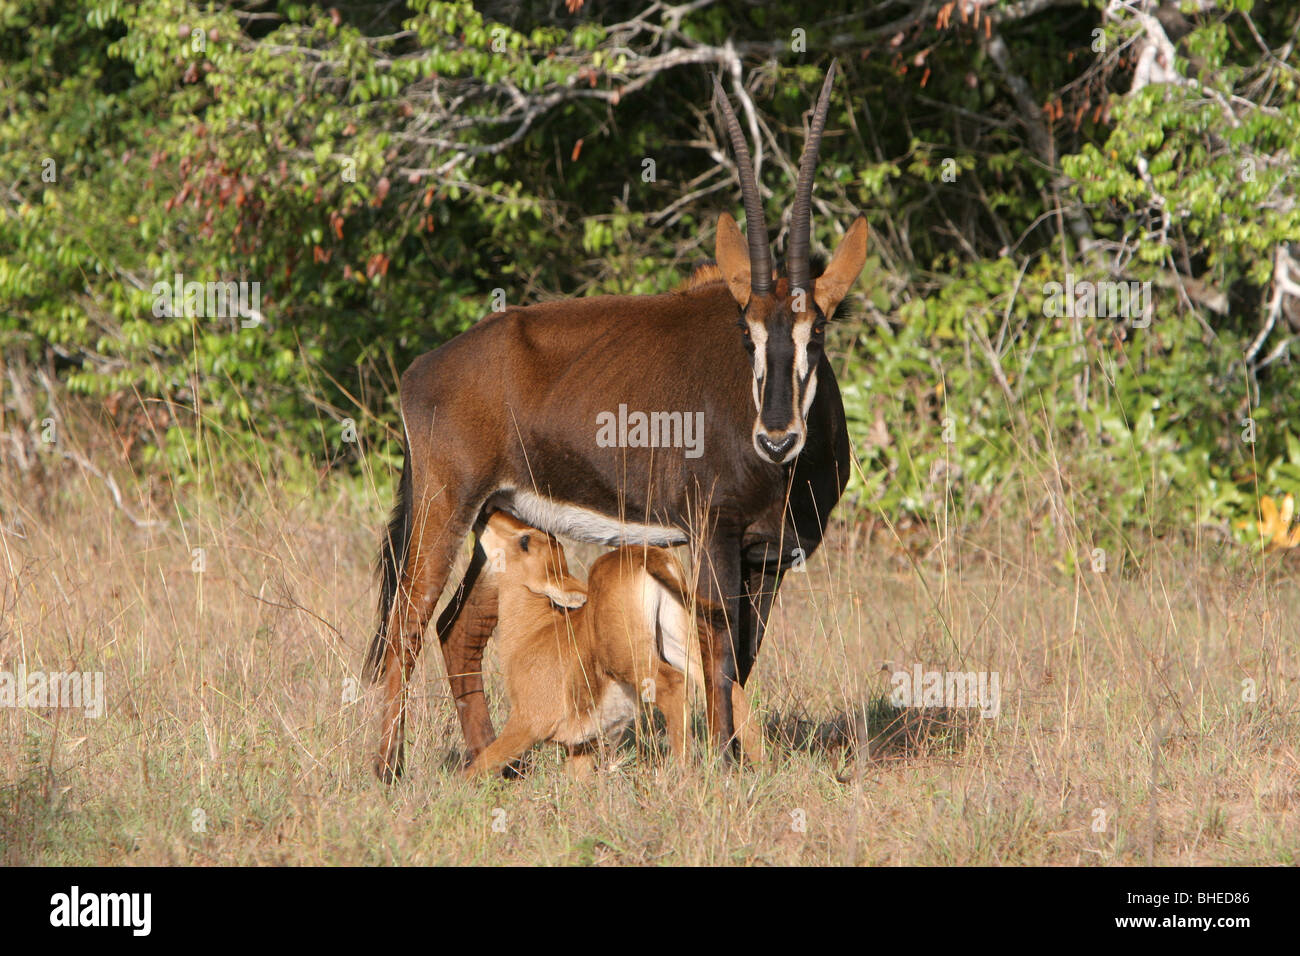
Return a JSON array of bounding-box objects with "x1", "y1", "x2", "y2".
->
[
  {"x1": 792, "y1": 317, "x2": 813, "y2": 381},
  {"x1": 784, "y1": 319, "x2": 815, "y2": 429},
  {"x1": 747, "y1": 320, "x2": 768, "y2": 376},
  {"x1": 747, "y1": 320, "x2": 768, "y2": 414},
  {"x1": 801, "y1": 367, "x2": 818, "y2": 420}
]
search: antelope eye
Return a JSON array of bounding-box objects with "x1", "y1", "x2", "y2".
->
[
  {"x1": 519, "y1": 534, "x2": 531, "y2": 553},
  {"x1": 812, "y1": 321, "x2": 827, "y2": 337}
]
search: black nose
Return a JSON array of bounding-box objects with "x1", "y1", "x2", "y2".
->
[{"x1": 756, "y1": 432, "x2": 797, "y2": 459}]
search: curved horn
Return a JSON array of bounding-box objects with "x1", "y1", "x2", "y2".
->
[
  {"x1": 787, "y1": 60, "x2": 838, "y2": 299},
  {"x1": 713, "y1": 75, "x2": 772, "y2": 298}
]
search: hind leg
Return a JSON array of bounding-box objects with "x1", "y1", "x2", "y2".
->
[
  {"x1": 653, "y1": 662, "x2": 691, "y2": 759},
  {"x1": 731, "y1": 680, "x2": 765, "y2": 766},
  {"x1": 655, "y1": 662, "x2": 761, "y2": 764},
  {"x1": 565, "y1": 740, "x2": 597, "y2": 779},
  {"x1": 374, "y1": 487, "x2": 476, "y2": 783},
  {"x1": 436, "y1": 531, "x2": 500, "y2": 762}
]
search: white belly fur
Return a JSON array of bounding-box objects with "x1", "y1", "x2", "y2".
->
[
  {"x1": 557, "y1": 680, "x2": 638, "y2": 746},
  {"x1": 491, "y1": 488, "x2": 688, "y2": 547}
]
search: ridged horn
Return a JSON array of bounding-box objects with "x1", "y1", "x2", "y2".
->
[
  {"x1": 787, "y1": 61, "x2": 838, "y2": 299},
  {"x1": 713, "y1": 75, "x2": 772, "y2": 297}
]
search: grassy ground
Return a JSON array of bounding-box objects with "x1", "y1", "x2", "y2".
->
[{"x1": 1, "y1": 443, "x2": 1297, "y2": 866}]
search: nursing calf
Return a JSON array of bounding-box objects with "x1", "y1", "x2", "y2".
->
[{"x1": 467, "y1": 511, "x2": 762, "y2": 778}]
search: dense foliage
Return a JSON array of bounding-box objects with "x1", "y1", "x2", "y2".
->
[{"x1": 2, "y1": 0, "x2": 1297, "y2": 549}]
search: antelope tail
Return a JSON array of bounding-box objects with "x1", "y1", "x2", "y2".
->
[
  {"x1": 643, "y1": 559, "x2": 724, "y2": 690},
  {"x1": 363, "y1": 442, "x2": 413, "y2": 682}
]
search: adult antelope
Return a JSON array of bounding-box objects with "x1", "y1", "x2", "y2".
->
[{"x1": 364, "y1": 62, "x2": 868, "y2": 781}]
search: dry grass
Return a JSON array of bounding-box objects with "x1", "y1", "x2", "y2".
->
[{"x1": 1, "y1": 437, "x2": 1298, "y2": 866}]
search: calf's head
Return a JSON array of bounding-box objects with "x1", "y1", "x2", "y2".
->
[{"x1": 481, "y1": 511, "x2": 587, "y2": 609}]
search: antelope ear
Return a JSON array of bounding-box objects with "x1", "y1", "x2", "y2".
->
[
  {"x1": 813, "y1": 216, "x2": 869, "y2": 319},
  {"x1": 715, "y1": 212, "x2": 753, "y2": 308},
  {"x1": 536, "y1": 577, "x2": 587, "y2": 610}
]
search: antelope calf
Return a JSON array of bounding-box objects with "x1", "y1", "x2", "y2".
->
[{"x1": 467, "y1": 511, "x2": 762, "y2": 778}]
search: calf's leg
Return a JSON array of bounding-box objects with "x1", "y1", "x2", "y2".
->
[{"x1": 465, "y1": 716, "x2": 538, "y2": 779}]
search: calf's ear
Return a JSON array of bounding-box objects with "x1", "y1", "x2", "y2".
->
[{"x1": 537, "y1": 577, "x2": 587, "y2": 610}]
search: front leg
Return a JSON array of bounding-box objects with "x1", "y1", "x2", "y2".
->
[
  {"x1": 698, "y1": 536, "x2": 742, "y2": 757},
  {"x1": 436, "y1": 533, "x2": 500, "y2": 761},
  {"x1": 738, "y1": 560, "x2": 783, "y2": 686},
  {"x1": 464, "y1": 717, "x2": 538, "y2": 779}
]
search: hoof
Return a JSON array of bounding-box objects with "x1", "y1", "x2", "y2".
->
[{"x1": 374, "y1": 743, "x2": 405, "y2": 784}]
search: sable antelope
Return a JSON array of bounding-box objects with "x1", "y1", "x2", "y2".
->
[
  {"x1": 365, "y1": 62, "x2": 867, "y2": 781},
  {"x1": 465, "y1": 511, "x2": 762, "y2": 778}
]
